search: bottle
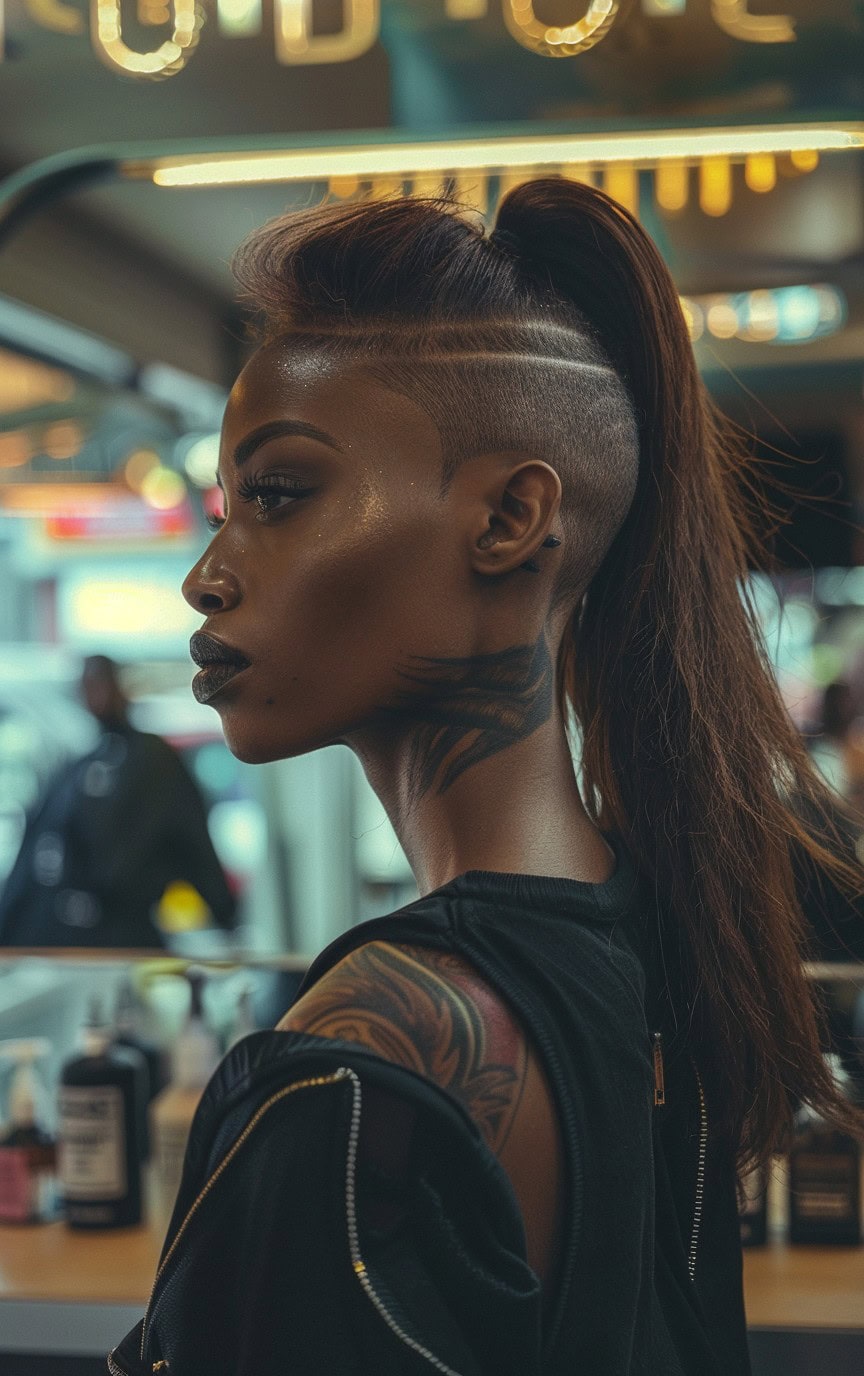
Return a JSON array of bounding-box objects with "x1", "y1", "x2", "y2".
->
[
  {"x1": 737, "y1": 1161, "x2": 768, "y2": 1247},
  {"x1": 150, "y1": 969, "x2": 220, "y2": 1226},
  {"x1": 788, "y1": 1053, "x2": 862, "y2": 1245},
  {"x1": 0, "y1": 1039, "x2": 58, "y2": 1224},
  {"x1": 112, "y1": 979, "x2": 169, "y2": 1161},
  {"x1": 58, "y1": 998, "x2": 147, "y2": 1229}
]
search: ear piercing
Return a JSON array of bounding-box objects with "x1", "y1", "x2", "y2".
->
[{"x1": 521, "y1": 534, "x2": 561, "y2": 573}]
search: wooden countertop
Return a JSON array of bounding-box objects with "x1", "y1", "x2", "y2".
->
[{"x1": 0, "y1": 1215, "x2": 862, "y2": 1326}]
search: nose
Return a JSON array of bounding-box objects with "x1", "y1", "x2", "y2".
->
[{"x1": 182, "y1": 552, "x2": 241, "y2": 615}]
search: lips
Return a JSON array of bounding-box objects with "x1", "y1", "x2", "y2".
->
[{"x1": 189, "y1": 631, "x2": 251, "y2": 704}]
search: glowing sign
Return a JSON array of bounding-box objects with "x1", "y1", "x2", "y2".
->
[{"x1": 2, "y1": 0, "x2": 802, "y2": 78}]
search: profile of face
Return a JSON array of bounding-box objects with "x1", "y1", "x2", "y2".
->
[{"x1": 182, "y1": 340, "x2": 557, "y2": 770}]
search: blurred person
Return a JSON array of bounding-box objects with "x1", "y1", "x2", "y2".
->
[
  {"x1": 112, "y1": 184, "x2": 864, "y2": 1376},
  {"x1": 805, "y1": 678, "x2": 864, "y2": 822},
  {"x1": 0, "y1": 655, "x2": 237, "y2": 949}
]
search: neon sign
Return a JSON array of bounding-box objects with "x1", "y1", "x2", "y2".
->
[{"x1": 2, "y1": 0, "x2": 799, "y2": 80}]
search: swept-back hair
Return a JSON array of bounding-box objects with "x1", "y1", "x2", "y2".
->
[{"x1": 233, "y1": 179, "x2": 864, "y2": 1168}]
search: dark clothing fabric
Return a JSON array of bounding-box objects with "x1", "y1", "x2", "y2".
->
[
  {"x1": 111, "y1": 830, "x2": 750, "y2": 1375},
  {"x1": 0, "y1": 723, "x2": 236, "y2": 948}
]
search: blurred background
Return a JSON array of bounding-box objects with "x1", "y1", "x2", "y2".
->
[{"x1": 0, "y1": 3, "x2": 864, "y2": 1373}]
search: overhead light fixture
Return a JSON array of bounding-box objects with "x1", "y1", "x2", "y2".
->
[
  {"x1": 0, "y1": 294, "x2": 135, "y2": 385},
  {"x1": 137, "y1": 124, "x2": 864, "y2": 189}
]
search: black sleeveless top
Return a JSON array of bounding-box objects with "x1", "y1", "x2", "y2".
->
[{"x1": 298, "y1": 829, "x2": 752, "y2": 1376}]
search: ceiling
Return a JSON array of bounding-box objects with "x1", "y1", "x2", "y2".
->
[{"x1": 0, "y1": 0, "x2": 862, "y2": 388}]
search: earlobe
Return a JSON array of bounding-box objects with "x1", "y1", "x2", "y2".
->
[{"x1": 469, "y1": 458, "x2": 563, "y2": 579}]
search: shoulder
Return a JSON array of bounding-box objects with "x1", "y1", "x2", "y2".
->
[{"x1": 278, "y1": 940, "x2": 528, "y2": 1154}]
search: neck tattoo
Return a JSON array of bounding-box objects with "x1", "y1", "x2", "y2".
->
[{"x1": 385, "y1": 634, "x2": 553, "y2": 802}]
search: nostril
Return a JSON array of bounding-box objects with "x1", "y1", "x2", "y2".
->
[{"x1": 199, "y1": 593, "x2": 223, "y2": 611}]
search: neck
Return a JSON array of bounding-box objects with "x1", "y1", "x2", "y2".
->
[{"x1": 351, "y1": 636, "x2": 615, "y2": 895}]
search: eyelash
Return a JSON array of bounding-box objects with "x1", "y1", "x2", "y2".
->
[{"x1": 205, "y1": 473, "x2": 313, "y2": 531}]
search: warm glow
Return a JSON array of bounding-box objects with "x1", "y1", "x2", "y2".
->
[
  {"x1": 145, "y1": 125, "x2": 864, "y2": 189},
  {"x1": 68, "y1": 580, "x2": 197, "y2": 638},
  {"x1": 741, "y1": 289, "x2": 779, "y2": 341},
  {"x1": 699, "y1": 156, "x2": 732, "y2": 216},
  {"x1": 140, "y1": 465, "x2": 187, "y2": 510},
  {"x1": 706, "y1": 300, "x2": 739, "y2": 339},
  {"x1": 217, "y1": 0, "x2": 262, "y2": 34},
  {"x1": 92, "y1": 0, "x2": 199, "y2": 76},
  {"x1": 790, "y1": 147, "x2": 820, "y2": 172},
  {"x1": 42, "y1": 420, "x2": 84, "y2": 460},
  {"x1": 0, "y1": 431, "x2": 32, "y2": 469},
  {"x1": 744, "y1": 152, "x2": 776, "y2": 193},
  {"x1": 445, "y1": 0, "x2": 488, "y2": 15},
  {"x1": 711, "y1": 0, "x2": 794, "y2": 44},
  {"x1": 0, "y1": 350, "x2": 74, "y2": 413},
  {"x1": 124, "y1": 448, "x2": 162, "y2": 491},
  {"x1": 274, "y1": 0, "x2": 379, "y2": 65},
  {"x1": 655, "y1": 160, "x2": 688, "y2": 212},
  {"x1": 603, "y1": 162, "x2": 638, "y2": 215},
  {"x1": 503, "y1": 0, "x2": 620, "y2": 57},
  {"x1": 329, "y1": 173, "x2": 360, "y2": 198}
]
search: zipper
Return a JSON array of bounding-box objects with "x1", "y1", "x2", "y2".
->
[
  {"x1": 138, "y1": 1069, "x2": 352, "y2": 1362},
  {"x1": 106, "y1": 1353, "x2": 129, "y2": 1375},
  {"x1": 341, "y1": 1067, "x2": 466, "y2": 1375},
  {"x1": 687, "y1": 1057, "x2": 708, "y2": 1283},
  {"x1": 134, "y1": 1064, "x2": 463, "y2": 1376},
  {"x1": 653, "y1": 1034, "x2": 708, "y2": 1282}
]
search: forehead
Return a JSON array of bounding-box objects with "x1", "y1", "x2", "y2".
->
[{"x1": 222, "y1": 337, "x2": 441, "y2": 460}]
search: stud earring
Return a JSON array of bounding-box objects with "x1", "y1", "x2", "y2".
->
[{"x1": 520, "y1": 534, "x2": 561, "y2": 572}]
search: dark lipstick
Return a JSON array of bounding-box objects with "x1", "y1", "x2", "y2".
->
[{"x1": 189, "y1": 632, "x2": 251, "y2": 704}]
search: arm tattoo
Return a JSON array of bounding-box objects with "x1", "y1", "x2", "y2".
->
[
  {"x1": 281, "y1": 942, "x2": 528, "y2": 1154},
  {"x1": 383, "y1": 634, "x2": 553, "y2": 802}
]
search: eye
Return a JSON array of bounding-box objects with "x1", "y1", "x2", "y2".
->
[{"x1": 204, "y1": 473, "x2": 313, "y2": 531}]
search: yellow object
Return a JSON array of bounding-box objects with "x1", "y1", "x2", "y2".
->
[
  {"x1": 156, "y1": 882, "x2": 211, "y2": 933},
  {"x1": 699, "y1": 156, "x2": 733, "y2": 217}
]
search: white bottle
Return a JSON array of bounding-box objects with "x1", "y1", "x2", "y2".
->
[{"x1": 149, "y1": 970, "x2": 220, "y2": 1226}]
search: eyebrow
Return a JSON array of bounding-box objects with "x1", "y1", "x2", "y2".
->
[{"x1": 231, "y1": 418, "x2": 343, "y2": 468}]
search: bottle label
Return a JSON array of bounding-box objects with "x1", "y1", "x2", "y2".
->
[
  {"x1": 0, "y1": 1148, "x2": 32, "y2": 1222},
  {"x1": 59, "y1": 1085, "x2": 127, "y2": 1200}
]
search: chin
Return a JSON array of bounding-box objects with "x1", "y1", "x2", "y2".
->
[{"x1": 219, "y1": 716, "x2": 334, "y2": 766}]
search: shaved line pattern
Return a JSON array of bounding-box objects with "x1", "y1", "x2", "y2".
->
[{"x1": 280, "y1": 941, "x2": 528, "y2": 1154}]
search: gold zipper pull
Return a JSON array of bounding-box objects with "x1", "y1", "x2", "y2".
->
[{"x1": 653, "y1": 1031, "x2": 666, "y2": 1107}]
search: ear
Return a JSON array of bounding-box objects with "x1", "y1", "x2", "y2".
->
[{"x1": 468, "y1": 457, "x2": 563, "y2": 579}]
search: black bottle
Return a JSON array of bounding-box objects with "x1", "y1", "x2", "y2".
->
[
  {"x1": 111, "y1": 980, "x2": 169, "y2": 1162},
  {"x1": 58, "y1": 999, "x2": 147, "y2": 1229}
]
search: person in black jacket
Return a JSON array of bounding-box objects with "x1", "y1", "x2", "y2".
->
[
  {"x1": 112, "y1": 181, "x2": 864, "y2": 1376},
  {"x1": 0, "y1": 655, "x2": 237, "y2": 948}
]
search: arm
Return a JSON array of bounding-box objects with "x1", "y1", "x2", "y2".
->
[{"x1": 278, "y1": 941, "x2": 563, "y2": 1284}]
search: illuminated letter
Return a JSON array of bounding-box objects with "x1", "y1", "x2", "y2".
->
[
  {"x1": 711, "y1": 0, "x2": 794, "y2": 43},
  {"x1": 92, "y1": 0, "x2": 199, "y2": 76},
  {"x1": 27, "y1": 0, "x2": 84, "y2": 34},
  {"x1": 502, "y1": 0, "x2": 619, "y2": 57},
  {"x1": 275, "y1": 0, "x2": 379, "y2": 65}
]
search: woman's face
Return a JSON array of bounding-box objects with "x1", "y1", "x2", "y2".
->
[{"x1": 182, "y1": 340, "x2": 479, "y2": 764}]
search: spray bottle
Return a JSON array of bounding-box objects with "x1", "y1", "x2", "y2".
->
[
  {"x1": 0, "y1": 1039, "x2": 57, "y2": 1224},
  {"x1": 150, "y1": 968, "x2": 220, "y2": 1225}
]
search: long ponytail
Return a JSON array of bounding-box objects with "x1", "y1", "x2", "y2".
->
[
  {"x1": 234, "y1": 176, "x2": 864, "y2": 1170},
  {"x1": 496, "y1": 177, "x2": 864, "y2": 1167}
]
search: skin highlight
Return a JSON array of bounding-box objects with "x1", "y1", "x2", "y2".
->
[{"x1": 182, "y1": 335, "x2": 613, "y2": 1288}]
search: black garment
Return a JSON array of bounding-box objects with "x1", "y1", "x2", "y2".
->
[
  {"x1": 111, "y1": 830, "x2": 749, "y2": 1375},
  {"x1": 0, "y1": 722, "x2": 236, "y2": 948}
]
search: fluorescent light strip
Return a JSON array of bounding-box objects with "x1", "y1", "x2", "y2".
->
[{"x1": 143, "y1": 124, "x2": 864, "y2": 188}]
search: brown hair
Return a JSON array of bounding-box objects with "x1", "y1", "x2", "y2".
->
[{"x1": 233, "y1": 177, "x2": 864, "y2": 1170}]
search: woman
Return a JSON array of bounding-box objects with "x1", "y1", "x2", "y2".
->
[{"x1": 111, "y1": 179, "x2": 864, "y2": 1376}]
